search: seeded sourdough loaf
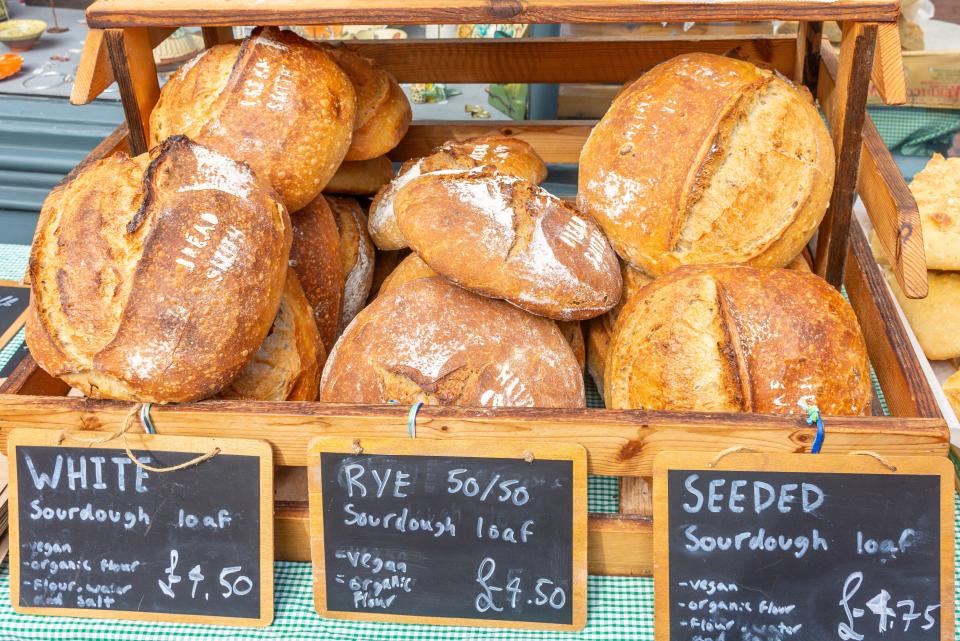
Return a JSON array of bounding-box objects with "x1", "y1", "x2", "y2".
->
[
  {"x1": 27, "y1": 136, "x2": 290, "y2": 403},
  {"x1": 605, "y1": 265, "x2": 871, "y2": 415},
  {"x1": 290, "y1": 194, "x2": 342, "y2": 353},
  {"x1": 578, "y1": 53, "x2": 835, "y2": 276},
  {"x1": 149, "y1": 27, "x2": 356, "y2": 212},
  {"x1": 395, "y1": 168, "x2": 621, "y2": 320},
  {"x1": 219, "y1": 270, "x2": 324, "y2": 401},
  {"x1": 369, "y1": 135, "x2": 548, "y2": 250},
  {"x1": 327, "y1": 196, "x2": 375, "y2": 330},
  {"x1": 319, "y1": 277, "x2": 585, "y2": 407}
]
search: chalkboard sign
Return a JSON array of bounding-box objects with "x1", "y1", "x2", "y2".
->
[
  {"x1": 0, "y1": 342, "x2": 29, "y2": 378},
  {"x1": 8, "y1": 429, "x2": 274, "y2": 627},
  {"x1": 0, "y1": 282, "x2": 28, "y2": 352},
  {"x1": 653, "y1": 452, "x2": 954, "y2": 641},
  {"x1": 308, "y1": 437, "x2": 587, "y2": 631}
]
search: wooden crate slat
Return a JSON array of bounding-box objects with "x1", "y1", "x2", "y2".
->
[
  {"x1": 85, "y1": 0, "x2": 900, "y2": 29},
  {"x1": 344, "y1": 36, "x2": 796, "y2": 83},
  {"x1": 391, "y1": 121, "x2": 593, "y2": 163}
]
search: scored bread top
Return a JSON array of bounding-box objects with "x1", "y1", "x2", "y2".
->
[
  {"x1": 344, "y1": 72, "x2": 411, "y2": 161},
  {"x1": 328, "y1": 47, "x2": 391, "y2": 130},
  {"x1": 27, "y1": 136, "x2": 291, "y2": 403},
  {"x1": 578, "y1": 53, "x2": 834, "y2": 276},
  {"x1": 907, "y1": 153, "x2": 960, "y2": 270},
  {"x1": 319, "y1": 276, "x2": 585, "y2": 407},
  {"x1": 150, "y1": 27, "x2": 357, "y2": 212},
  {"x1": 290, "y1": 194, "x2": 343, "y2": 353},
  {"x1": 396, "y1": 168, "x2": 622, "y2": 320},
  {"x1": 605, "y1": 265, "x2": 872, "y2": 415},
  {"x1": 368, "y1": 135, "x2": 548, "y2": 251},
  {"x1": 218, "y1": 269, "x2": 324, "y2": 401}
]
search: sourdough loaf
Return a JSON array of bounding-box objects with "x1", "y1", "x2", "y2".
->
[
  {"x1": 605, "y1": 265, "x2": 871, "y2": 415},
  {"x1": 578, "y1": 53, "x2": 835, "y2": 276},
  {"x1": 290, "y1": 194, "x2": 342, "y2": 353},
  {"x1": 586, "y1": 315, "x2": 612, "y2": 401},
  {"x1": 323, "y1": 155, "x2": 394, "y2": 196},
  {"x1": 319, "y1": 276, "x2": 585, "y2": 407},
  {"x1": 378, "y1": 252, "x2": 438, "y2": 295},
  {"x1": 27, "y1": 136, "x2": 290, "y2": 403},
  {"x1": 150, "y1": 27, "x2": 356, "y2": 211},
  {"x1": 557, "y1": 321, "x2": 586, "y2": 373},
  {"x1": 219, "y1": 270, "x2": 324, "y2": 401},
  {"x1": 396, "y1": 168, "x2": 621, "y2": 320},
  {"x1": 369, "y1": 135, "x2": 548, "y2": 250},
  {"x1": 906, "y1": 153, "x2": 960, "y2": 270},
  {"x1": 327, "y1": 196, "x2": 375, "y2": 329},
  {"x1": 337, "y1": 50, "x2": 411, "y2": 161}
]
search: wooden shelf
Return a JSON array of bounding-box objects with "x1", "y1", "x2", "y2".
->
[{"x1": 85, "y1": 0, "x2": 900, "y2": 29}]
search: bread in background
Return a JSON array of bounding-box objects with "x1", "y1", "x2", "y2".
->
[
  {"x1": 944, "y1": 370, "x2": 960, "y2": 420},
  {"x1": 906, "y1": 153, "x2": 960, "y2": 270},
  {"x1": 378, "y1": 252, "x2": 437, "y2": 295},
  {"x1": 327, "y1": 196, "x2": 375, "y2": 330},
  {"x1": 150, "y1": 27, "x2": 356, "y2": 211},
  {"x1": 290, "y1": 194, "x2": 342, "y2": 353},
  {"x1": 578, "y1": 53, "x2": 834, "y2": 277},
  {"x1": 324, "y1": 155, "x2": 395, "y2": 196},
  {"x1": 26, "y1": 136, "x2": 290, "y2": 403}
]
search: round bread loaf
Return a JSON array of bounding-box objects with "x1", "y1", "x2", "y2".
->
[
  {"x1": 327, "y1": 196, "x2": 375, "y2": 329},
  {"x1": 369, "y1": 135, "x2": 548, "y2": 250},
  {"x1": 26, "y1": 136, "x2": 291, "y2": 403},
  {"x1": 150, "y1": 27, "x2": 356, "y2": 212},
  {"x1": 219, "y1": 270, "x2": 324, "y2": 401},
  {"x1": 605, "y1": 265, "x2": 871, "y2": 415},
  {"x1": 319, "y1": 277, "x2": 585, "y2": 407},
  {"x1": 323, "y1": 156, "x2": 394, "y2": 196},
  {"x1": 344, "y1": 72, "x2": 411, "y2": 161},
  {"x1": 610, "y1": 261, "x2": 652, "y2": 322},
  {"x1": 578, "y1": 53, "x2": 835, "y2": 276},
  {"x1": 290, "y1": 194, "x2": 342, "y2": 353},
  {"x1": 396, "y1": 168, "x2": 622, "y2": 320},
  {"x1": 329, "y1": 47, "x2": 390, "y2": 131}
]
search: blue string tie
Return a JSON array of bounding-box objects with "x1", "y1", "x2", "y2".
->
[
  {"x1": 139, "y1": 402, "x2": 156, "y2": 434},
  {"x1": 407, "y1": 401, "x2": 424, "y2": 438},
  {"x1": 802, "y1": 403, "x2": 824, "y2": 454}
]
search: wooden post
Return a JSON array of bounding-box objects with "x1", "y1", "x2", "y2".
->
[
  {"x1": 619, "y1": 477, "x2": 653, "y2": 516},
  {"x1": 104, "y1": 27, "x2": 160, "y2": 156},
  {"x1": 794, "y1": 21, "x2": 823, "y2": 92},
  {"x1": 871, "y1": 22, "x2": 907, "y2": 105},
  {"x1": 814, "y1": 21, "x2": 878, "y2": 289},
  {"x1": 202, "y1": 26, "x2": 235, "y2": 47}
]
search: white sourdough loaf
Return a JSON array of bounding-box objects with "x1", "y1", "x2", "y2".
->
[
  {"x1": 578, "y1": 53, "x2": 835, "y2": 276},
  {"x1": 27, "y1": 136, "x2": 291, "y2": 403},
  {"x1": 319, "y1": 277, "x2": 585, "y2": 407}
]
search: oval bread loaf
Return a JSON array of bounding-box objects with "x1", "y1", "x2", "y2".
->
[
  {"x1": 344, "y1": 70, "x2": 411, "y2": 161},
  {"x1": 327, "y1": 196, "x2": 375, "y2": 330},
  {"x1": 369, "y1": 135, "x2": 548, "y2": 250},
  {"x1": 219, "y1": 270, "x2": 324, "y2": 401},
  {"x1": 290, "y1": 194, "x2": 342, "y2": 353},
  {"x1": 396, "y1": 168, "x2": 622, "y2": 320},
  {"x1": 150, "y1": 27, "x2": 356, "y2": 212},
  {"x1": 605, "y1": 265, "x2": 871, "y2": 415},
  {"x1": 578, "y1": 53, "x2": 835, "y2": 276},
  {"x1": 26, "y1": 136, "x2": 291, "y2": 403},
  {"x1": 319, "y1": 276, "x2": 585, "y2": 407},
  {"x1": 323, "y1": 155, "x2": 394, "y2": 196}
]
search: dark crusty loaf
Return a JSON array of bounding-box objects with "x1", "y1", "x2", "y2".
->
[
  {"x1": 605, "y1": 265, "x2": 871, "y2": 415},
  {"x1": 578, "y1": 53, "x2": 835, "y2": 276},
  {"x1": 27, "y1": 136, "x2": 290, "y2": 403},
  {"x1": 319, "y1": 276, "x2": 585, "y2": 407},
  {"x1": 150, "y1": 27, "x2": 356, "y2": 212},
  {"x1": 396, "y1": 168, "x2": 622, "y2": 320},
  {"x1": 327, "y1": 196, "x2": 375, "y2": 330},
  {"x1": 219, "y1": 270, "x2": 324, "y2": 401},
  {"x1": 290, "y1": 194, "x2": 342, "y2": 353}
]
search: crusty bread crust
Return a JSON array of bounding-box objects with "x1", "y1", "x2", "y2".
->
[
  {"x1": 323, "y1": 155, "x2": 394, "y2": 196},
  {"x1": 27, "y1": 136, "x2": 291, "y2": 403},
  {"x1": 291, "y1": 194, "x2": 342, "y2": 353},
  {"x1": 578, "y1": 53, "x2": 834, "y2": 276},
  {"x1": 605, "y1": 265, "x2": 872, "y2": 416},
  {"x1": 327, "y1": 196, "x2": 375, "y2": 330},
  {"x1": 319, "y1": 277, "x2": 585, "y2": 407},
  {"x1": 328, "y1": 47, "x2": 390, "y2": 130},
  {"x1": 396, "y1": 168, "x2": 622, "y2": 320},
  {"x1": 378, "y1": 252, "x2": 438, "y2": 295},
  {"x1": 585, "y1": 316, "x2": 611, "y2": 402},
  {"x1": 907, "y1": 153, "x2": 960, "y2": 270},
  {"x1": 150, "y1": 27, "x2": 357, "y2": 212},
  {"x1": 219, "y1": 270, "x2": 324, "y2": 401},
  {"x1": 345, "y1": 73, "x2": 411, "y2": 161}
]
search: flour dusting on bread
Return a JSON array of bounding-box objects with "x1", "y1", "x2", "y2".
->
[{"x1": 179, "y1": 142, "x2": 256, "y2": 199}]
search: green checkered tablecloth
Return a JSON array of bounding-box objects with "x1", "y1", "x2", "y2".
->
[
  {"x1": 0, "y1": 242, "x2": 955, "y2": 639},
  {"x1": 869, "y1": 105, "x2": 960, "y2": 156}
]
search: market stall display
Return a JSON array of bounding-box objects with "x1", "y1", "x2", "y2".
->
[{"x1": 0, "y1": 0, "x2": 952, "y2": 635}]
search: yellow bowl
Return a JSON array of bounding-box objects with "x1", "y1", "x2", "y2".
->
[{"x1": 0, "y1": 20, "x2": 47, "y2": 52}]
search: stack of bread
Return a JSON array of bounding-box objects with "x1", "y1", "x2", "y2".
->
[{"x1": 870, "y1": 154, "x2": 960, "y2": 421}]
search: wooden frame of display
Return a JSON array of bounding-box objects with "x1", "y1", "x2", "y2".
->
[{"x1": 0, "y1": 0, "x2": 947, "y2": 577}]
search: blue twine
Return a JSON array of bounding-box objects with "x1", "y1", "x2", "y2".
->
[
  {"x1": 803, "y1": 404, "x2": 824, "y2": 453},
  {"x1": 139, "y1": 403, "x2": 156, "y2": 434},
  {"x1": 407, "y1": 402, "x2": 423, "y2": 438}
]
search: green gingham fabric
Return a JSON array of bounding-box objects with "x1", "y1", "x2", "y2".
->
[
  {"x1": 0, "y1": 243, "x2": 952, "y2": 639},
  {"x1": 869, "y1": 105, "x2": 960, "y2": 156}
]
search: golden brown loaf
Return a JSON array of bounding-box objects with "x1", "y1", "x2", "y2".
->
[
  {"x1": 878, "y1": 264, "x2": 960, "y2": 360},
  {"x1": 319, "y1": 277, "x2": 585, "y2": 407},
  {"x1": 344, "y1": 71, "x2": 411, "y2": 161},
  {"x1": 605, "y1": 265, "x2": 872, "y2": 415},
  {"x1": 396, "y1": 168, "x2": 622, "y2": 320},
  {"x1": 906, "y1": 153, "x2": 960, "y2": 270},
  {"x1": 578, "y1": 53, "x2": 835, "y2": 276},
  {"x1": 290, "y1": 194, "x2": 342, "y2": 353},
  {"x1": 586, "y1": 316, "x2": 612, "y2": 401},
  {"x1": 150, "y1": 27, "x2": 356, "y2": 212},
  {"x1": 369, "y1": 249, "x2": 409, "y2": 298},
  {"x1": 557, "y1": 321, "x2": 586, "y2": 373},
  {"x1": 219, "y1": 270, "x2": 324, "y2": 401},
  {"x1": 327, "y1": 196, "x2": 375, "y2": 329},
  {"x1": 378, "y1": 252, "x2": 438, "y2": 295},
  {"x1": 944, "y1": 370, "x2": 960, "y2": 419},
  {"x1": 369, "y1": 135, "x2": 548, "y2": 250},
  {"x1": 610, "y1": 262, "x2": 653, "y2": 322},
  {"x1": 27, "y1": 136, "x2": 291, "y2": 403},
  {"x1": 328, "y1": 47, "x2": 390, "y2": 131},
  {"x1": 323, "y1": 155, "x2": 395, "y2": 196}
]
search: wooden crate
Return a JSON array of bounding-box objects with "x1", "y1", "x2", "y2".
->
[{"x1": 0, "y1": 0, "x2": 947, "y2": 577}]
